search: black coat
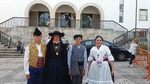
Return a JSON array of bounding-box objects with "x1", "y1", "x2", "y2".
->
[{"x1": 41, "y1": 42, "x2": 71, "y2": 84}]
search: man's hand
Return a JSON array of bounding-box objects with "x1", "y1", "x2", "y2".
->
[
  {"x1": 82, "y1": 70, "x2": 85, "y2": 76},
  {"x1": 68, "y1": 69, "x2": 71, "y2": 75},
  {"x1": 26, "y1": 74, "x2": 30, "y2": 79}
]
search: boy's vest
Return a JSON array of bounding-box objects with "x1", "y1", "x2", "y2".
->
[
  {"x1": 70, "y1": 44, "x2": 85, "y2": 76},
  {"x1": 29, "y1": 42, "x2": 46, "y2": 67},
  {"x1": 71, "y1": 44, "x2": 85, "y2": 63}
]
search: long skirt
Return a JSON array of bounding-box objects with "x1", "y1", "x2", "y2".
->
[
  {"x1": 47, "y1": 60, "x2": 71, "y2": 84},
  {"x1": 87, "y1": 61, "x2": 114, "y2": 84}
]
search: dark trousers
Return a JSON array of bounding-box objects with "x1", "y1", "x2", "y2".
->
[
  {"x1": 17, "y1": 46, "x2": 23, "y2": 54},
  {"x1": 129, "y1": 54, "x2": 135, "y2": 65},
  {"x1": 27, "y1": 67, "x2": 44, "y2": 84},
  {"x1": 71, "y1": 65, "x2": 83, "y2": 84}
]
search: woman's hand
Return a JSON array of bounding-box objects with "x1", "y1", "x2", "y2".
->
[
  {"x1": 111, "y1": 70, "x2": 114, "y2": 76},
  {"x1": 88, "y1": 61, "x2": 92, "y2": 71}
]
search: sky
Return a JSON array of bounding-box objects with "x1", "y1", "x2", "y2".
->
[
  {"x1": 0, "y1": 0, "x2": 14, "y2": 23},
  {"x1": 0, "y1": 0, "x2": 33, "y2": 23}
]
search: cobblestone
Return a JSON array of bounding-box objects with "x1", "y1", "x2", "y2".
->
[{"x1": 0, "y1": 58, "x2": 150, "y2": 84}]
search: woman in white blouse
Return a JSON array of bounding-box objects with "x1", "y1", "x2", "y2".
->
[
  {"x1": 129, "y1": 38, "x2": 138, "y2": 67},
  {"x1": 87, "y1": 35, "x2": 114, "y2": 84}
]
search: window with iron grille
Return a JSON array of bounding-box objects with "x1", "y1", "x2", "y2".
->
[{"x1": 139, "y1": 9, "x2": 148, "y2": 21}]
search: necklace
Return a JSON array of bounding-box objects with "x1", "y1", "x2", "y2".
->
[{"x1": 53, "y1": 43, "x2": 60, "y2": 56}]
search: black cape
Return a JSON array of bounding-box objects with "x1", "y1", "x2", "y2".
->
[{"x1": 41, "y1": 42, "x2": 71, "y2": 84}]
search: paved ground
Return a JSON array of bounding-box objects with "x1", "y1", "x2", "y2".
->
[{"x1": 0, "y1": 58, "x2": 150, "y2": 84}]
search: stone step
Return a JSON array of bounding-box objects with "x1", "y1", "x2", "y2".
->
[
  {"x1": 0, "y1": 43, "x2": 5, "y2": 47},
  {"x1": 0, "y1": 51, "x2": 19, "y2": 53},
  {"x1": 0, "y1": 48, "x2": 17, "y2": 51},
  {"x1": 0, "y1": 53, "x2": 24, "y2": 56},
  {"x1": 0, "y1": 43, "x2": 24, "y2": 58},
  {"x1": 0, "y1": 55, "x2": 24, "y2": 58}
]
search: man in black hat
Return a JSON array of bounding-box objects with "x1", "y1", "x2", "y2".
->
[
  {"x1": 24, "y1": 28, "x2": 46, "y2": 84},
  {"x1": 68, "y1": 34, "x2": 87, "y2": 84},
  {"x1": 42, "y1": 31, "x2": 71, "y2": 84}
]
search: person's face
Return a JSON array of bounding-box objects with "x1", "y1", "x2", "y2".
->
[
  {"x1": 75, "y1": 37, "x2": 82, "y2": 45},
  {"x1": 95, "y1": 37, "x2": 103, "y2": 46},
  {"x1": 34, "y1": 35, "x2": 42, "y2": 43},
  {"x1": 53, "y1": 35, "x2": 60, "y2": 42}
]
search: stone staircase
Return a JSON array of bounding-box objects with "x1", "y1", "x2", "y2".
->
[
  {"x1": 0, "y1": 43, "x2": 24, "y2": 58},
  {"x1": 121, "y1": 42, "x2": 131, "y2": 49}
]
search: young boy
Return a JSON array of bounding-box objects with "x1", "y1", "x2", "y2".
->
[
  {"x1": 68, "y1": 34, "x2": 87, "y2": 84},
  {"x1": 24, "y1": 28, "x2": 46, "y2": 84}
]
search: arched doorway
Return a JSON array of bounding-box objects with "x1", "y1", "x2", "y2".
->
[
  {"x1": 81, "y1": 6, "x2": 100, "y2": 28},
  {"x1": 28, "y1": 4, "x2": 50, "y2": 27},
  {"x1": 55, "y1": 4, "x2": 76, "y2": 28}
]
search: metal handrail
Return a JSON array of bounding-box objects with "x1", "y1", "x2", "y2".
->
[
  {"x1": 0, "y1": 17, "x2": 128, "y2": 31},
  {"x1": 0, "y1": 31, "x2": 12, "y2": 48},
  {"x1": 113, "y1": 28, "x2": 149, "y2": 46},
  {"x1": 113, "y1": 20, "x2": 128, "y2": 32}
]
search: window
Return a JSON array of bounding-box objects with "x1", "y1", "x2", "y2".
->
[
  {"x1": 102, "y1": 41, "x2": 117, "y2": 47},
  {"x1": 38, "y1": 12, "x2": 49, "y2": 26},
  {"x1": 84, "y1": 41, "x2": 94, "y2": 46},
  {"x1": 119, "y1": 0, "x2": 124, "y2": 23},
  {"x1": 139, "y1": 9, "x2": 148, "y2": 21},
  {"x1": 82, "y1": 14, "x2": 93, "y2": 28}
]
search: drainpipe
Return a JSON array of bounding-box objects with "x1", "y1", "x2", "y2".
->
[{"x1": 135, "y1": 0, "x2": 138, "y2": 38}]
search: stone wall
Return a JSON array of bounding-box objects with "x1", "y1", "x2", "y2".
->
[{"x1": 0, "y1": 27, "x2": 126, "y2": 47}]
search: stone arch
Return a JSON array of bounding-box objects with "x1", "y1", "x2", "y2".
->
[
  {"x1": 78, "y1": 3, "x2": 104, "y2": 28},
  {"x1": 24, "y1": 0, "x2": 52, "y2": 27},
  {"x1": 52, "y1": 1, "x2": 78, "y2": 18},
  {"x1": 78, "y1": 3, "x2": 104, "y2": 20},
  {"x1": 24, "y1": 0, "x2": 52, "y2": 17},
  {"x1": 52, "y1": 1, "x2": 78, "y2": 28}
]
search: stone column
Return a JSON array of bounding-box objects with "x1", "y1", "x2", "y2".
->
[
  {"x1": 76, "y1": 13, "x2": 80, "y2": 29},
  {"x1": 50, "y1": 14, "x2": 55, "y2": 28}
]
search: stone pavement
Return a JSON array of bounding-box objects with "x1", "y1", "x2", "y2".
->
[{"x1": 0, "y1": 58, "x2": 150, "y2": 84}]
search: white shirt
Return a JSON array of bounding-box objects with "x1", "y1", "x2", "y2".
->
[
  {"x1": 24, "y1": 44, "x2": 43, "y2": 74},
  {"x1": 129, "y1": 43, "x2": 138, "y2": 55}
]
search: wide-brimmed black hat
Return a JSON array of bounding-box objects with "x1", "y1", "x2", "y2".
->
[
  {"x1": 49, "y1": 31, "x2": 64, "y2": 37},
  {"x1": 33, "y1": 28, "x2": 42, "y2": 36},
  {"x1": 73, "y1": 34, "x2": 83, "y2": 39}
]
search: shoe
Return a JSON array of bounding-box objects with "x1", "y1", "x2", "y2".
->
[{"x1": 129, "y1": 64, "x2": 134, "y2": 67}]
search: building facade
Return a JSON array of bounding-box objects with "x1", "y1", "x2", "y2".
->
[{"x1": 0, "y1": 0, "x2": 150, "y2": 30}]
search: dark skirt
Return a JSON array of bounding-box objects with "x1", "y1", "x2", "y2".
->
[{"x1": 47, "y1": 60, "x2": 71, "y2": 84}]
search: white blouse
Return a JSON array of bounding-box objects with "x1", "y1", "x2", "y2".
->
[
  {"x1": 88, "y1": 45, "x2": 114, "y2": 62},
  {"x1": 129, "y1": 43, "x2": 138, "y2": 55}
]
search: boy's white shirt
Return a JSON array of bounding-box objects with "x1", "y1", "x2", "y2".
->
[{"x1": 24, "y1": 44, "x2": 43, "y2": 75}]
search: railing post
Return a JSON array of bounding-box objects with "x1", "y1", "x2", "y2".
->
[
  {"x1": 1, "y1": 33, "x2": 4, "y2": 44},
  {"x1": 8, "y1": 37, "x2": 12, "y2": 48},
  {"x1": 50, "y1": 19, "x2": 55, "y2": 28},
  {"x1": 0, "y1": 31, "x2": 1, "y2": 42},
  {"x1": 76, "y1": 20, "x2": 80, "y2": 29}
]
